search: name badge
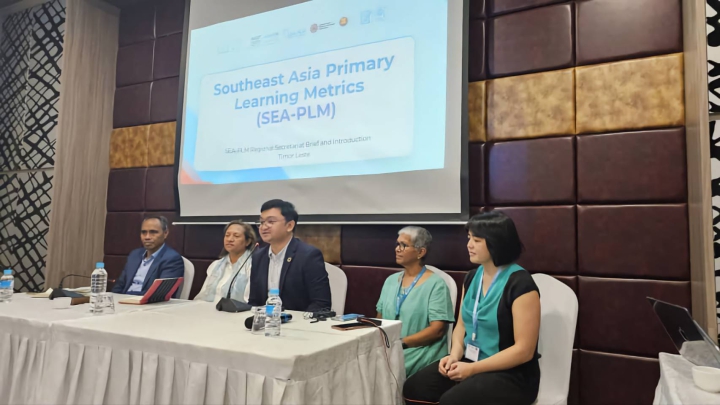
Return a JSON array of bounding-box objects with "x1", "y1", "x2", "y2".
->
[{"x1": 465, "y1": 344, "x2": 480, "y2": 362}]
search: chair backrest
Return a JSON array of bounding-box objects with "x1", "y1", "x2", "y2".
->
[
  {"x1": 426, "y1": 265, "x2": 458, "y2": 351},
  {"x1": 532, "y1": 273, "x2": 578, "y2": 405},
  {"x1": 325, "y1": 263, "x2": 347, "y2": 315},
  {"x1": 179, "y1": 257, "x2": 195, "y2": 300}
]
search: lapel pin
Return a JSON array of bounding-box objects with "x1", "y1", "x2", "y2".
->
[{"x1": 287, "y1": 257, "x2": 292, "y2": 263}]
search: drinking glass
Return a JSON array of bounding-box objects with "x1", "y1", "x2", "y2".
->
[
  {"x1": 100, "y1": 292, "x2": 115, "y2": 314},
  {"x1": 251, "y1": 307, "x2": 266, "y2": 334}
]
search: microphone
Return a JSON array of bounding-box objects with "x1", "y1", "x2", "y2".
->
[
  {"x1": 49, "y1": 274, "x2": 91, "y2": 300},
  {"x1": 216, "y1": 243, "x2": 259, "y2": 313},
  {"x1": 244, "y1": 313, "x2": 293, "y2": 329}
]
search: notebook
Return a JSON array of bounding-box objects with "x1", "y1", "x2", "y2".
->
[{"x1": 119, "y1": 278, "x2": 183, "y2": 305}]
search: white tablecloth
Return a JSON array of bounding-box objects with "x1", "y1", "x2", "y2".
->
[
  {"x1": 2, "y1": 296, "x2": 404, "y2": 405},
  {"x1": 654, "y1": 352, "x2": 720, "y2": 404},
  {"x1": 0, "y1": 293, "x2": 191, "y2": 405}
]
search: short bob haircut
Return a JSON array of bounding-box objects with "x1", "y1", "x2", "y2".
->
[{"x1": 465, "y1": 211, "x2": 523, "y2": 266}]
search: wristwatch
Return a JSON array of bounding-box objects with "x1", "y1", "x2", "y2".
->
[{"x1": 401, "y1": 340, "x2": 409, "y2": 349}]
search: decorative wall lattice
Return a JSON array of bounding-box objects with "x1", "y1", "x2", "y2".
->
[{"x1": 0, "y1": 0, "x2": 64, "y2": 291}]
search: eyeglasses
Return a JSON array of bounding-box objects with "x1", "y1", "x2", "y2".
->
[
  {"x1": 258, "y1": 219, "x2": 284, "y2": 228},
  {"x1": 395, "y1": 242, "x2": 412, "y2": 251}
]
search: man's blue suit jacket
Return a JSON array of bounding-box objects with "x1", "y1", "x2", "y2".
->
[{"x1": 111, "y1": 246, "x2": 185, "y2": 297}]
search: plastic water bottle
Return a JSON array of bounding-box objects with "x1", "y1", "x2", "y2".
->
[
  {"x1": 265, "y1": 288, "x2": 282, "y2": 337},
  {"x1": 0, "y1": 269, "x2": 13, "y2": 303},
  {"x1": 90, "y1": 262, "x2": 107, "y2": 314}
]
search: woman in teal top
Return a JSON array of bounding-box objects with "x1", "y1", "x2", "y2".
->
[
  {"x1": 403, "y1": 212, "x2": 541, "y2": 405},
  {"x1": 376, "y1": 226, "x2": 455, "y2": 377}
]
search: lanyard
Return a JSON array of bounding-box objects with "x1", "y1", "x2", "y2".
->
[
  {"x1": 395, "y1": 266, "x2": 427, "y2": 319},
  {"x1": 471, "y1": 267, "x2": 502, "y2": 342}
]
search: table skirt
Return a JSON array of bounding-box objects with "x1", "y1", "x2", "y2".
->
[
  {"x1": 0, "y1": 331, "x2": 48, "y2": 404},
  {"x1": 38, "y1": 339, "x2": 405, "y2": 405}
]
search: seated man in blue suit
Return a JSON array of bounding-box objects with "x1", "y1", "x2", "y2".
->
[
  {"x1": 112, "y1": 216, "x2": 185, "y2": 296},
  {"x1": 248, "y1": 199, "x2": 332, "y2": 311}
]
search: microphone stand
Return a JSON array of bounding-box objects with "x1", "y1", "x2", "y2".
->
[
  {"x1": 49, "y1": 274, "x2": 92, "y2": 300},
  {"x1": 216, "y1": 243, "x2": 258, "y2": 313}
]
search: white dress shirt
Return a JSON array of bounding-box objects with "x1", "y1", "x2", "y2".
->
[{"x1": 267, "y1": 239, "x2": 291, "y2": 291}]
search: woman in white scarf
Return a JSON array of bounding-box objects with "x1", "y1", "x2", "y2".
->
[{"x1": 194, "y1": 220, "x2": 257, "y2": 303}]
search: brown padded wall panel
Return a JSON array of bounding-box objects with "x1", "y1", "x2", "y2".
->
[
  {"x1": 104, "y1": 212, "x2": 145, "y2": 256},
  {"x1": 495, "y1": 206, "x2": 576, "y2": 274},
  {"x1": 107, "y1": 168, "x2": 147, "y2": 212},
  {"x1": 150, "y1": 77, "x2": 180, "y2": 124},
  {"x1": 580, "y1": 350, "x2": 660, "y2": 405},
  {"x1": 470, "y1": 0, "x2": 486, "y2": 19},
  {"x1": 188, "y1": 259, "x2": 213, "y2": 300},
  {"x1": 578, "y1": 277, "x2": 690, "y2": 356},
  {"x1": 153, "y1": 34, "x2": 182, "y2": 80},
  {"x1": 153, "y1": 211, "x2": 185, "y2": 255},
  {"x1": 342, "y1": 265, "x2": 398, "y2": 317},
  {"x1": 489, "y1": 0, "x2": 565, "y2": 16},
  {"x1": 569, "y1": 350, "x2": 579, "y2": 405},
  {"x1": 469, "y1": 20, "x2": 487, "y2": 82},
  {"x1": 577, "y1": 128, "x2": 687, "y2": 203},
  {"x1": 577, "y1": 205, "x2": 689, "y2": 280},
  {"x1": 575, "y1": 0, "x2": 682, "y2": 66},
  {"x1": 487, "y1": 69, "x2": 575, "y2": 141},
  {"x1": 487, "y1": 137, "x2": 575, "y2": 204},
  {"x1": 103, "y1": 255, "x2": 128, "y2": 291},
  {"x1": 447, "y1": 270, "x2": 467, "y2": 317},
  {"x1": 155, "y1": 0, "x2": 185, "y2": 38},
  {"x1": 341, "y1": 225, "x2": 474, "y2": 270},
  {"x1": 116, "y1": 41, "x2": 154, "y2": 87},
  {"x1": 119, "y1": 3, "x2": 155, "y2": 47},
  {"x1": 488, "y1": 4, "x2": 573, "y2": 78},
  {"x1": 552, "y1": 275, "x2": 577, "y2": 293},
  {"x1": 114, "y1": 83, "x2": 152, "y2": 128},
  {"x1": 575, "y1": 53, "x2": 685, "y2": 134},
  {"x1": 183, "y1": 225, "x2": 224, "y2": 259},
  {"x1": 145, "y1": 166, "x2": 176, "y2": 211},
  {"x1": 468, "y1": 143, "x2": 485, "y2": 206}
]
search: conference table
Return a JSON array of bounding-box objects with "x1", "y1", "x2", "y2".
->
[{"x1": 0, "y1": 294, "x2": 405, "y2": 405}]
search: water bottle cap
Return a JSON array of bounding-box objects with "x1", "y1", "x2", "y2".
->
[
  {"x1": 3, "y1": 269, "x2": 11, "y2": 275},
  {"x1": 96, "y1": 262, "x2": 104, "y2": 268},
  {"x1": 269, "y1": 288, "x2": 280, "y2": 295}
]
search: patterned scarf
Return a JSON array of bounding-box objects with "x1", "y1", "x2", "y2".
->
[{"x1": 201, "y1": 250, "x2": 251, "y2": 302}]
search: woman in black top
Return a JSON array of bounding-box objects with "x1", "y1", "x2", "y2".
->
[{"x1": 403, "y1": 211, "x2": 541, "y2": 405}]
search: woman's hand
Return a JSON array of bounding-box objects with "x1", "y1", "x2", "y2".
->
[
  {"x1": 447, "y1": 362, "x2": 476, "y2": 382},
  {"x1": 438, "y1": 355, "x2": 459, "y2": 377}
]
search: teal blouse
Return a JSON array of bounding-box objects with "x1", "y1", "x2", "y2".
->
[
  {"x1": 461, "y1": 263, "x2": 538, "y2": 360},
  {"x1": 376, "y1": 272, "x2": 455, "y2": 377}
]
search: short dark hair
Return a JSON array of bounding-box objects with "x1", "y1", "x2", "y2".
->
[
  {"x1": 260, "y1": 199, "x2": 299, "y2": 225},
  {"x1": 465, "y1": 211, "x2": 523, "y2": 266},
  {"x1": 142, "y1": 215, "x2": 169, "y2": 232}
]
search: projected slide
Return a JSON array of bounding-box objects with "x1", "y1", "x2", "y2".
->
[{"x1": 182, "y1": 0, "x2": 448, "y2": 185}]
